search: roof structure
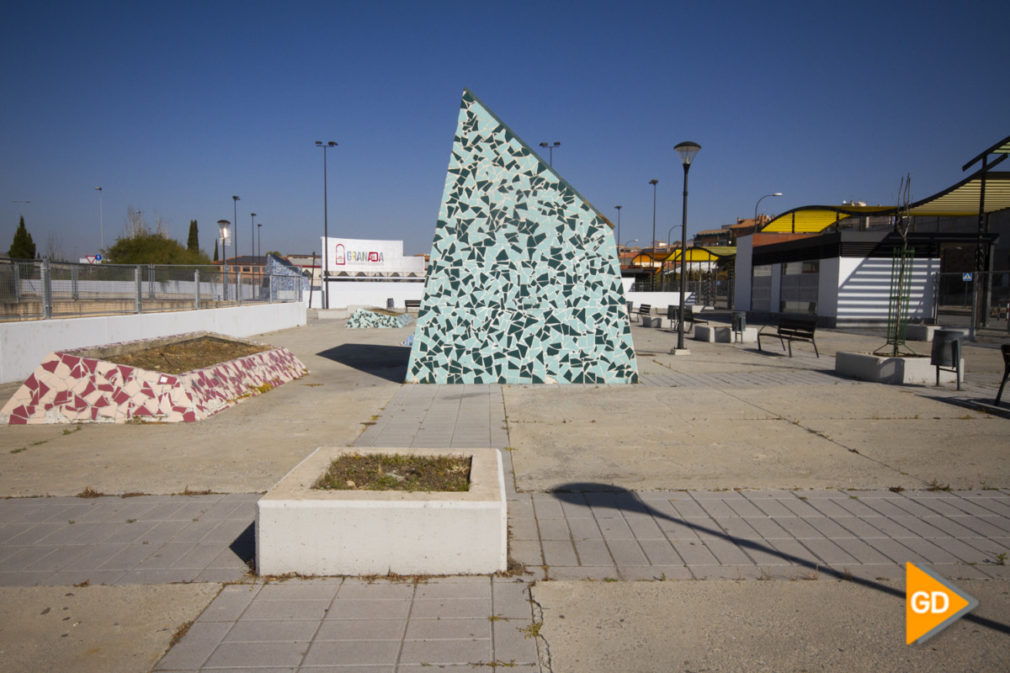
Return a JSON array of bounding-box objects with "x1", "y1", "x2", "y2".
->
[{"x1": 760, "y1": 135, "x2": 1010, "y2": 234}]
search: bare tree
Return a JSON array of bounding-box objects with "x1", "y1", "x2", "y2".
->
[
  {"x1": 45, "y1": 231, "x2": 66, "y2": 261},
  {"x1": 125, "y1": 206, "x2": 148, "y2": 237}
]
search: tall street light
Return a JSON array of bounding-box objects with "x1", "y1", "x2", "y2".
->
[
  {"x1": 250, "y1": 212, "x2": 256, "y2": 260},
  {"x1": 539, "y1": 141, "x2": 560, "y2": 167},
  {"x1": 754, "y1": 192, "x2": 783, "y2": 225},
  {"x1": 232, "y1": 196, "x2": 240, "y2": 267},
  {"x1": 94, "y1": 187, "x2": 104, "y2": 252},
  {"x1": 315, "y1": 140, "x2": 338, "y2": 309},
  {"x1": 649, "y1": 179, "x2": 659, "y2": 282},
  {"x1": 217, "y1": 219, "x2": 231, "y2": 300},
  {"x1": 257, "y1": 222, "x2": 263, "y2": 259},
  {"x1": 674, "y1": 141, "x2": 701, "y2": 352},
  {"x1": 614, "y1": 205, "x2": 622, "y2": 250}
]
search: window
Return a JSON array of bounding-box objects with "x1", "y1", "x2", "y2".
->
[
  {"x1": 779, "y1": 260, "x2": 818, "y2": 314},
  {"x1": 751, "y1": 265, "x2": 772, "y2": 312}
]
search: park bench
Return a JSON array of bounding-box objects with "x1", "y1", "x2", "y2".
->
[
  {"x1": 635, "y1": 304, "x2": 653, "y2": 325},
  {"x1": 666, "y1": 304, "x2": 708, "y2": 331},
  {"x1": 757, "y1": 315, "x2": 819, "y2": 358},
  {"x1": 404, "y1": 299, "x2": 421, "y2": 313},
  {"x1": 996, "y1": 344, "x2": 1010, "y2": 405}
]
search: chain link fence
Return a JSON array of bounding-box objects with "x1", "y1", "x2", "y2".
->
[{"x1": 0, "y1": 259, "x2": 304, "y2": 321}]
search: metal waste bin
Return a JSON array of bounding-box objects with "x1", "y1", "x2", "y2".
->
[
  {"x1": 930, "y1": 329, "x2": 962, "y2": 390},
  {"x1": 732, "y1": 311, "x2": 747, "y2": 334},
  {"x1": 387, "y1": 297, "x2": 395, "y2": 309}
]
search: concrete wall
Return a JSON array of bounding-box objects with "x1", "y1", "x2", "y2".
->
[
  {"x1": 312, "y1": 281, "x2": 425, "y2": 310},
  {"x1": 0, "y1": 301, "x2": 307, "y2": 384},
  {"x1": 836, "y1": 256, "x2": 938, "y2": 323},
  {"x1": 624, "y1": 291, "x2": 694, "y2": 312}
]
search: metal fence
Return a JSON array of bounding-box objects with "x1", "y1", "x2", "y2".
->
[
  {"x1": 631, "y1": 268, "x2": 733, "y2": 308},
  {"x1": 0, "y1": 259, "x2": 304, "y2": 321},
  {"x1": 934, "y1": 270, "x2": 1010, "y2": 331}
]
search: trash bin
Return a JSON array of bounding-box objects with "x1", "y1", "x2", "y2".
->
[
  {"x1": 732, "y1": 311, "x2": 747, "y2": 334},
  {"x1": 387, "y1": 298, "x2": 395, "y2": 309},
  {"x1": 930, "y1": 329, "x2": 962, "y2": 389}
]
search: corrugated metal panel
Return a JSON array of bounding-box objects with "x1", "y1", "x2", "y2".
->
[{"x1": 836, "y1": 258, "x2": 938, "y2": 321}]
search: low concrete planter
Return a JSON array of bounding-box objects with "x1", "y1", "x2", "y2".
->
[
  {"x1": 835, "y1": 351, "x2": 962, "y2": 385},
  {"x1": 694, "y1": 325, "x2": 731, "y2": 343},
  {"x1": 256, "y1": 447, "x2": 507, "y2": 576}
]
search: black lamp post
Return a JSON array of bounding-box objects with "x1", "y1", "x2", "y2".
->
[
  {"x1": 315, "y1": 140, "x2": 338, "y2": 309},
  {"x1": 539, "y1": 141, "x2": 560, "y2": 167},
  {"x1": 217, "y1": 219, "x2": 230, "y2": 300},
  {"x1": 674, "y1": 141, "x2": 701, "y2": 351},
  {"x1": 614, "y1": 205, "x2": 622, "y2": 249},
  {"x1": 232, "y1": 196, "x2": 240, "y2": 268},
  {"x1": 250, "y1": 212, "x2": 256, "y2": 260},
  {"x1": 649, "y1": 179, "x2": 659, "y2": 288},
  {"x1": 257, "y1": 222, "x2": 262, "y2": 259}
]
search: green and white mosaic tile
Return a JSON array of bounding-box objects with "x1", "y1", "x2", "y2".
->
[
  {"x1": 406, "y1": 90, "x2": 638, "y2": 384},
  {"x1": 346, "y1": 308, "x2": 415, "y2": 329}
]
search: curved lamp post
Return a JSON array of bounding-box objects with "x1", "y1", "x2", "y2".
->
[
  {"x1": 754, "y1": 192, "x2": 783, "y2": 224},
  {"x1": 674, "y1": 141, "x2": 701, "y2": 351},
  {"x1": 315, "y1": 140, "x2": 338, "y2": 309},
  {"x1": 94, "y1": 187, "x2": 104, "y2": 252},
  {"x1": 250, "y1": 212, "x2": 256, "y2": 260}
]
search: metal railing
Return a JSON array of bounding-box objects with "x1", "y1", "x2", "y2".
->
[
  {"x1": 631, "y1": 269, "x2": 732, "y2": 309},
  {"x1": 934, "y1": 270, "x2": 1010, "y2": 331},
  {"x1": 0, "y1": 259, "x2": 304, "y2": 321}
]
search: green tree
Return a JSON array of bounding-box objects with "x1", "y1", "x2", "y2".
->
[
  {"x1": 213, "y1": 239, "x2": 219, "y2": 262},
  {"x1": 105, "y1": 231, "x2": 211, "y2": 265},
  {"x1": 8, "y1": 216, "x2": 36, "y2": 259},
  {"x1": 186, "y1": 219, "x2": 199, "y2": 253}
]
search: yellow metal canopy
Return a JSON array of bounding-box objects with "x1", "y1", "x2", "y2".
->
[
  {"x1": 662, "y1": 246, "x2": 735, "y2": 262},
  {"x1": 761, "y1": 206, "x2": 891, "y2": 234}
]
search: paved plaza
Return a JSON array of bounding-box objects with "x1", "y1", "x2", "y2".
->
[{"x1": 1, "y1": 315, "x2": 1008, "y2": 671}]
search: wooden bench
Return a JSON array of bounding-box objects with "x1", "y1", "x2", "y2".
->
[
  {"x1": 404, "y1": 299, "x2": 421, "y2": 313},
  {"x1": 757, "y1": 315, "x2": 819, "y2": 358}
]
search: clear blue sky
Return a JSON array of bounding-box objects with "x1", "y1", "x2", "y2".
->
[{"x1": 2, "y1": 0, "x2": 1008, "y2": 261}]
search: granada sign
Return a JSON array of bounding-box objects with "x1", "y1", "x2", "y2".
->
[{"x1": 324, "y1": 237, "x2": 403, "y2": 273}]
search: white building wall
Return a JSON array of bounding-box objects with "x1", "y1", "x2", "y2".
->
[{"x1": 836, "y1": 256, "x2": 939, "y2": 322}]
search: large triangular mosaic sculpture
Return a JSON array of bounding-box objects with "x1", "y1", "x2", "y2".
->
[{"x1": 406, "y1": 90, "x2": 638, "y2": 384}]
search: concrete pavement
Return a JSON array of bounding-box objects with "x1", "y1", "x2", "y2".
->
[{"x1": 0, "y1": 314, "x2": 1008, "y2": 672}]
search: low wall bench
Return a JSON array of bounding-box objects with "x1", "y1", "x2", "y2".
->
[{"x1": 757, "y1": 315, "x2": 819, "y2": 358}]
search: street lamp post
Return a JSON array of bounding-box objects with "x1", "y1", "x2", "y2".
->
[
  {"x1": 315, "y1": 140, "x2": 338, "y2": 309},
  {"x1": 539, "y1": 141, "x2": 560, "y2": 167},
  {"x1": 257, "y1": 222, "x2": 262, "y2": 259},
  {"x1": 217, "y1": 219, "x2": 230, "y2": 300},
  {"x1": 94, "y1": 187, "x2": 103, "y2": 252},
  {"x1": 674, "y1": 141, "x2": 701, "y2": 352},
  {"x1": 754, "y1": 192, "x2": 783, "y2": 225},
  {"x1": 614, "y1": 206, "x2": 622, "y2": 250},
  {"x1": 649, "y1": 179, "x2": 659, "y2": 288},
  {"x1": 250, "y1": 212, "x2": 256, "y2": 260},
  {"x1": 232, "y1": 196, "x2": 240, "y2": 268}
]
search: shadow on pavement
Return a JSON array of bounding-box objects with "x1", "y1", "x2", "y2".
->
[
  {"x1": 316, "y1": 344, "x2": 410, "y2": 383},
  {"x1": 229, "y1": 523, "x2": 256, "y2": 571},
  {"x1": 550, "y1": 482, "x2": 1010, "y2": 636}
]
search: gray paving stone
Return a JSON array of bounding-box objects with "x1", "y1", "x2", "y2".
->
[
  {"x1": 242, "y1": 598, "x2": 332, "y2": 621},
  {"x1": 619, "y1": 564, "x2": 692, "y2": 580},
  {"x1": 223, "y1": 618, "x2": 320, "y2": 642},
  {"x1": 492, "y1": 619, "x2": 539, "y2": 665},
  {"x1": 314, "y1": 618, "x2": 405, "y2": 641},
  {"x1": 204, "y1": 641, "x2": 307, "y2": 668},
  {"x1": 404, "y1": 617, "x2": 490, "y2": 640},
  {"x1": 399, "y1": 637, "x2": 492, "y2": 665},
  {"x1": 507, "y1": 540, "x2": 542, "y2": 567},
  {"x1": 541, "y1": 540, "x2": 578, "y2": 566},
  {"x1": 154, "y1": 620, "x2": 231, "y2": 670},
  {"x1": 548, "y1": 565, "x2": 618, "y2": 580},
  {"x1": 536, "y1": 517, "x2": 572, "y2": 541},
  {"x1": 491, "y1": 579, "x2": 533, "y2": 620},
  {"x1": 408, "y1": 597, "x2": 492, "y2": 620},
  {"x1": 573, "y1": 539, "x2": 614, "y2": 566}
]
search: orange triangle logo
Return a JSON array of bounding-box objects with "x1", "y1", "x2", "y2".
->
[{"x1": 906, "y1": 562, "x2": 978, "y2": 644}]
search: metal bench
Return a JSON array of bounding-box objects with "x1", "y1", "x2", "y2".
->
[
  {"x1": 996, "y1": 344, "x2": 1010, "y2": 405},
  {"x1": 404, "y1": 299, "x2": 421, "y2": 313},
  {"x1": 757, "y1": 315, "x2": 819, "y2": 358},
  {"x1": 635, "y1": 304, "x2": 652, "y2": 325},
  {"x1": 667, "y1": 304, "x2": 707, "y2": 331}
]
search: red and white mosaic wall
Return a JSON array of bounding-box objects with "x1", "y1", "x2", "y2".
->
[{"x1": 1, "y1": 334, "x2": 308, "y2": 424}]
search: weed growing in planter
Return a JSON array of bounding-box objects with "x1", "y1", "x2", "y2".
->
[{"x1": 313, "y1": 453, "x2": 471, "y2": 492}]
